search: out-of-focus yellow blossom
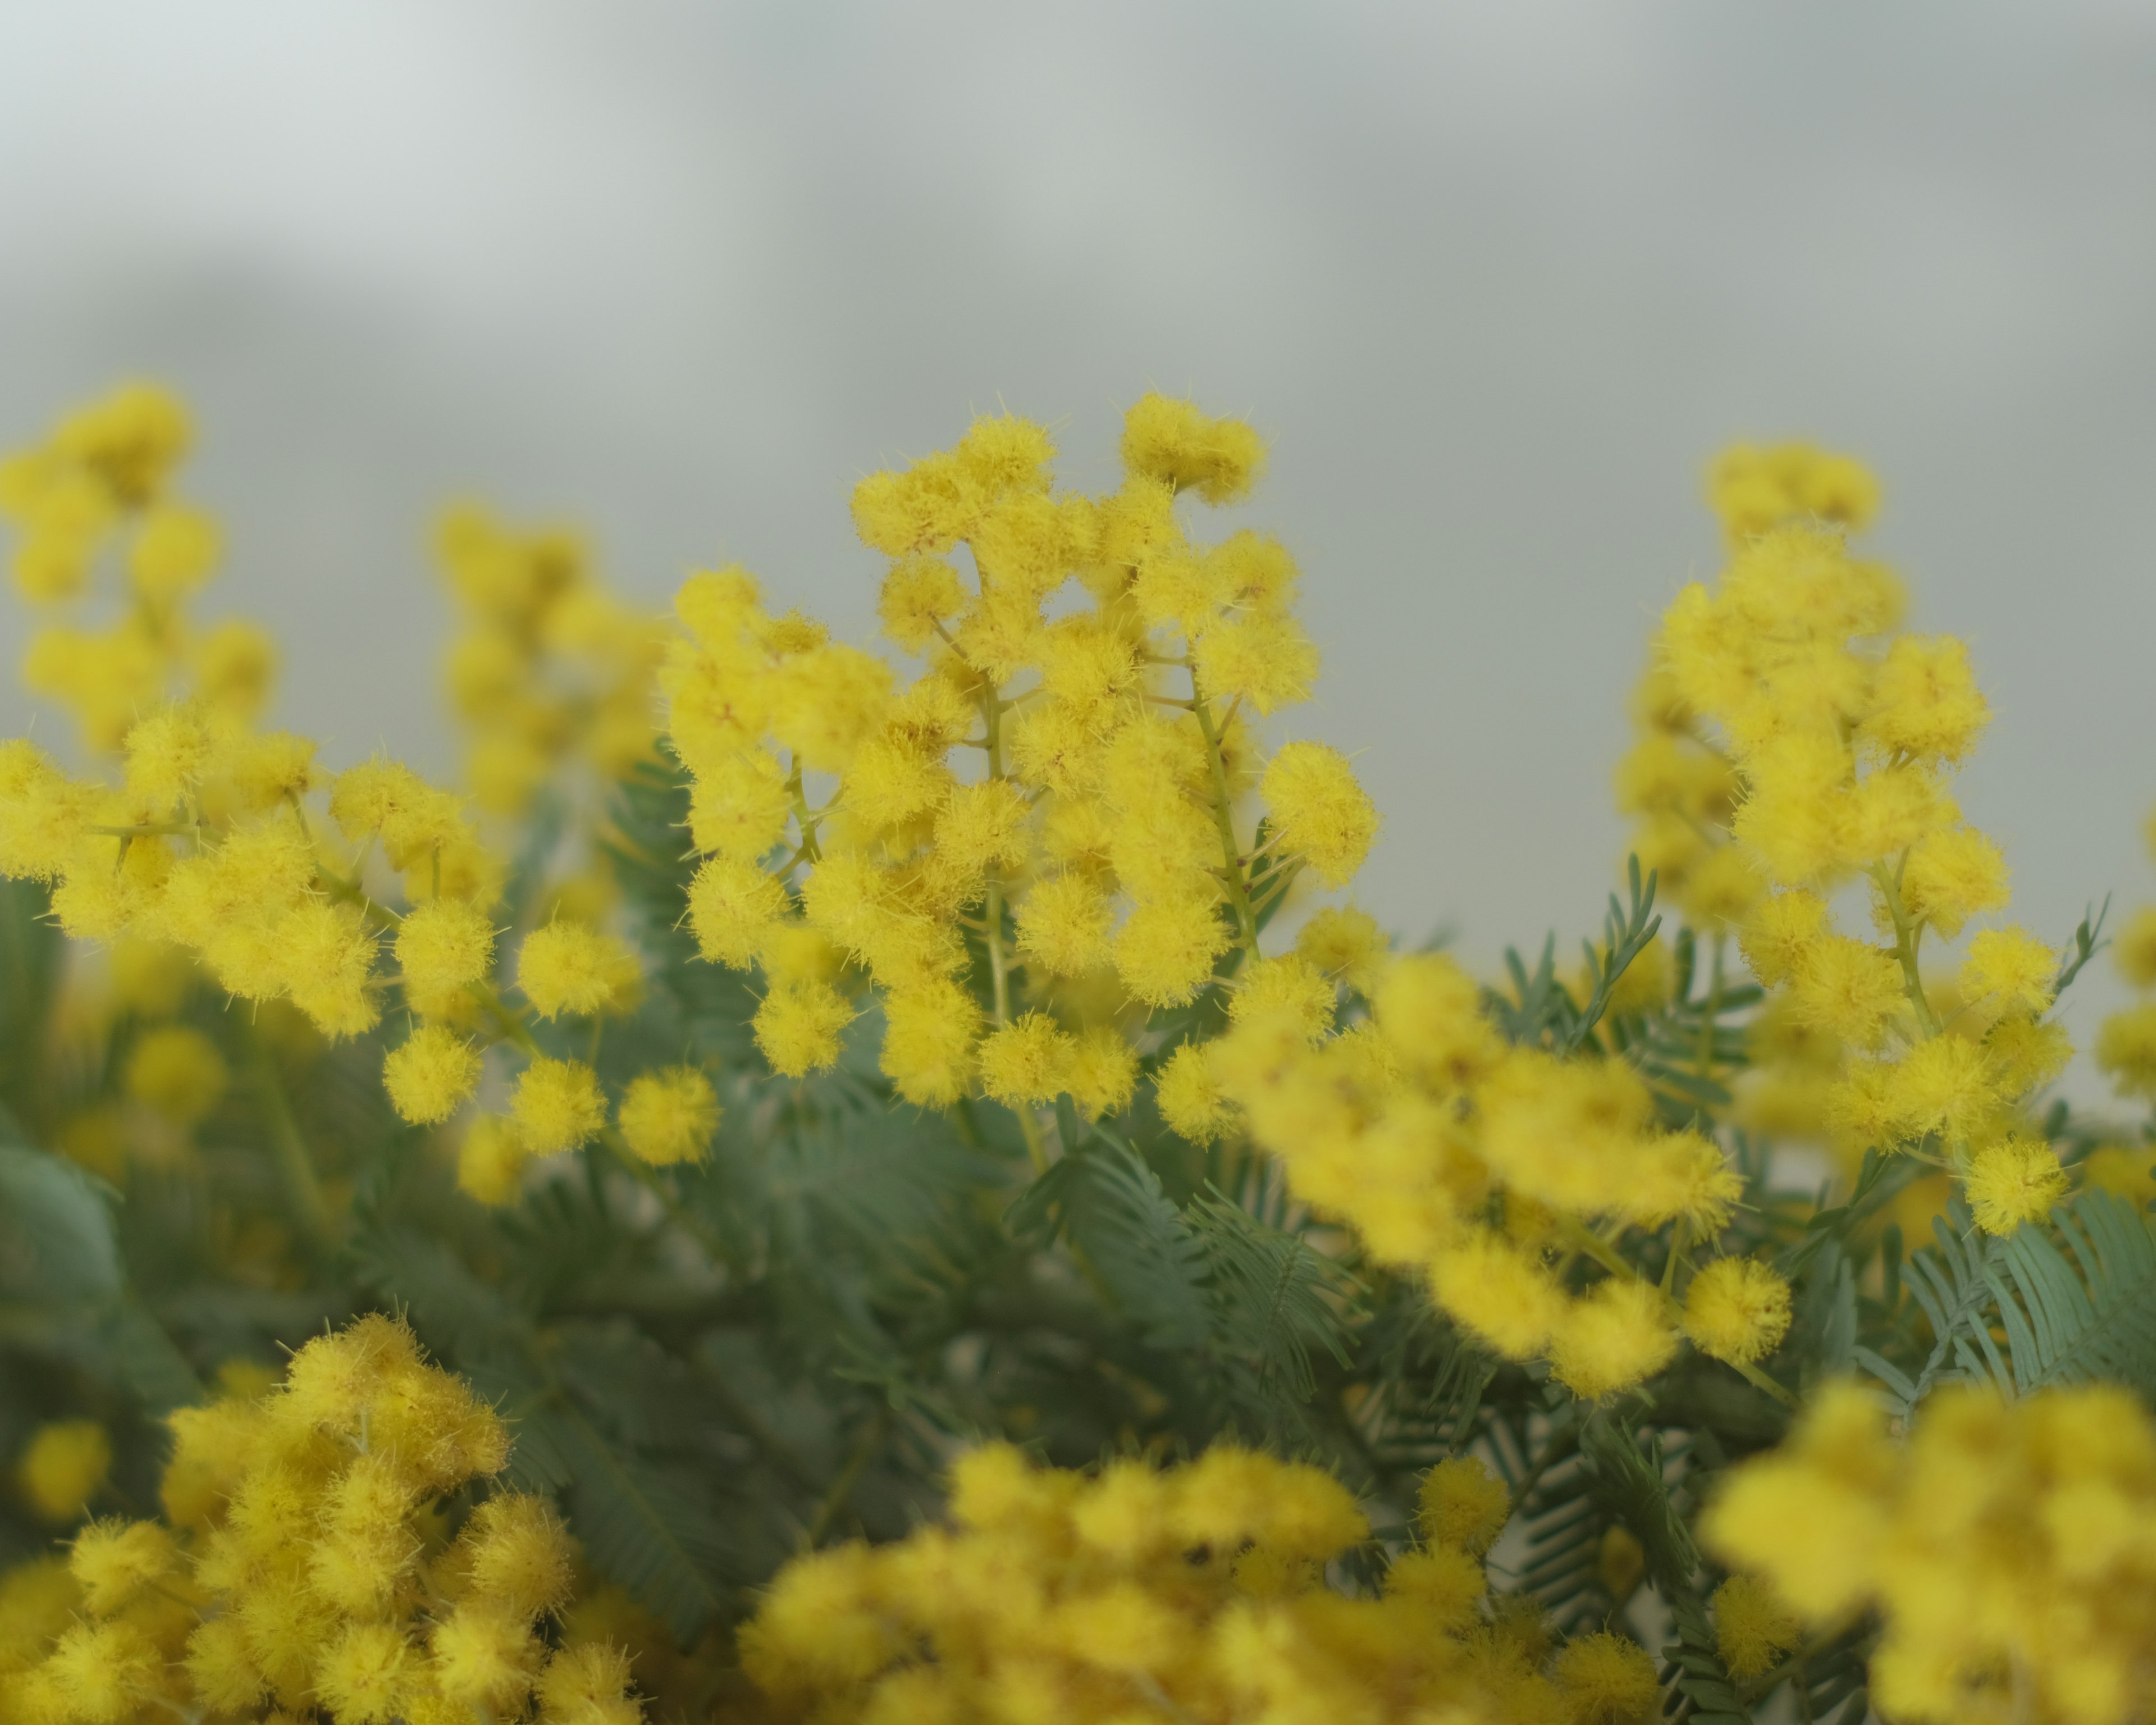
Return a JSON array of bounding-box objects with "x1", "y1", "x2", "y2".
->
[
  {"x1": 1708, "y1": 1381, "x2": 2156, "y2": 1724},
  {"x1": 433, "y1": 504, "x2": 667, "y2": 816},
  {"x1": 457, "y1": 1112, "x2": 530, "y2": 1207},
  {"x1": 738, "y1": 1438, "x2": 1655, "y2": 1724},
  {"x1": 616, "y1": 1065, "x2": 719, "y2": 1166},
  {"x1": 17, "y1": 1420, "x2": 112, "y2": 1523},
  {"x1": 0, "y1": 1318, "x2": 645, "y2": 1725},
  {"x1": 2097, "y1": 813, "x2": 2156, "y2": 1115},
  {"x1": 122, "y1": 1023, "x2": 228, "y2": 1126}
]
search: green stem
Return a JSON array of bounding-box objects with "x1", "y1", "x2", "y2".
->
[
  {"x1": 468, "y1": 982, "x2": 542, "y2": 1056},
  {"x1": 601, "y1": 1128, "x2": 730, "y2": 1265},
  {"x1": 976, "y1": 678, "x2": 1048, "y2": 1174},
  {"x1": 241, "y1": 1020, "x2": 336, "y2": 1255},
  {"x1": 86, "y1": 820, "x2": 197, "y2": 838},
  {"x1": 1190, "y1": 690, "x2": 1259, "y2": 956},
  {"x1": 804, "y1": 1405, "x2": 892, "y2": 1548},
  {"x1": 1696, "y1": 933, "x2": 1724, "y2": 1081},
  {"x1": 786, "y1": 755, "x2": 822, "y2": 863},
  {"x1": 1870, "y1": 857, "x2": 1940, "y2": 1037}
]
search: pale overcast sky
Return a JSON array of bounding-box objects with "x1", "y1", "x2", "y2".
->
[{"x1": 3, "y1": 1, "x2": 2154, "y2": 1087}]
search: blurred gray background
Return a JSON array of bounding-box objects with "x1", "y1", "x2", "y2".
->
[{"x1": 3, "y1": 1, "x2": 2153, "y2": 1087}]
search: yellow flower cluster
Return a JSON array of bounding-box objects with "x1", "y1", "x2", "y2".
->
[
  {"x1": 0, "y1": 1317, "x2": 643, "y2": 1725},
  {"x1": 435, "y1": 505, "x2": 667, "y2": 816},
  {"x1": 1196, "y1": 953, "x2": 1788, "y2": 1398},
  {"x1": 0, "y1": 386, "x2": 717, "y2": 1210},
  {"x1": 664, "y1": 395, "x2": 1377, "y2": 1148},
  {"x1": 1622, "y1": 445, "x2": 2071, "y2": 1230},
  {"x1": 739, "y1": 1439, "x2": 1661, "y2": 1725},
  {"x1": 1707, "y1": 1381, "x2": 2156, "y2": 1725},
  {"x1": 0, "y1": 384, "x2": 273, "y2": 750}
]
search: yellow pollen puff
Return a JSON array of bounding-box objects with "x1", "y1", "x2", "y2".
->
[
  {"x1": 1155, "y1": 1041, "x2": 1235, "y2": 1145},
  {"x1": 1192, "y1": 611, "x2": 1320, "y2": 715},
  {"x1": 1066, "y1": 1027, "x2": 1139, "y2": 1119},
  {"x1": 1417, "y1": 1455, "x2": 1511, "y2": 1557},
  {"x1": 1860, "y1": 634, "x2": 1990, "y2": 764},
  {"x1": 876, "y1": 555, "x2": 967, "y2": 654},
  {"x1": 1900, "y1": 824, "x2": 2009, "y2": 938},
  {"x1": 67, "y1": 1517, "x2": 177, "y2": 1617},
  {"x1": 1965, "y1": 1135, "x2": 2070, "y2": 1235},
  {"x1": 2113, "y1": 903, "x2": 2156, "y2": 989},
  {"x1": 517, "y1": 919, "x2": 640, "y2": 1019},
  {"x1": 1549, "y1": 1277, "x2": 1678, "y2": 1402},
  {"x1": 616, "y1": 1066, "x2": 719, "y2": 1166},
  {"x1": 1015, "y1": 871, "x2": 1114, "y2": 977},
  {"x1": 688, "y1": 855, "x2": 789, "y2": 970},
  {"x1": 753, "y1": 979, "x2": 855, "y2": 1077},
  {"x1": 1118, "y1": 393, "x2": 1267, "y2": 505},
  {"x1": 2097, "y1": 1000, "x2": 2156, "y2": 1099},
  {"x1": 1112, "y1": 887, "x2": 1231, "y2": 1008},
  {"x1": 1227, "y1": 953, "x2": 1336, "y2": 1042},
  {"x1": 1961, "y1": 925, "x2": 2056, "y2": 1015},
  {"x1": 127, "y1": 501, "x2": 220, "y2": 603},
  {"x1": 1294, "y1": 905, "x2": 1386, "y2": 992},
  {"x1": 395, "y1": 896, "x2": 497, "y2": 1004},
  {"x1": 977, "y1": 1011, "x2": 1076, "y2": 1106},
  {"x1": 17, "y1": 1420, "x2": 111, "y2": 1523},
  {"x1": 687, "y1": 746, "x2": 793, "y2": 860},
  {"x1": 432, "y1": 1603, "x2": 542, "y2": 1712},
  {"x1": 879, "y1": 975, "x2": 983, "y2": 1107},
  {"x1": 510, "y1": 1057, "x2": 606, "y2": 1156},
  {"x1": 1371, "y1": 952, "x2": 1501, "y2": 1092},
  {"x1": 383, "y1": 1024, "x2": 482, "y2": 1125},
  {"x1": 538, "y1": 1641, "x2": 641, "y2": 1725},
  {"x1": 122, "y1": 699, "x2": 227, "y2": 813},
  {"x1": 1683, "y1": 1257, "x2": 1793, "y2": 1365},
  {"x1": 1262, "y1": 740, "x2": 1378, "y2": 889},
  {"x1": 1429, "y1": 1232, "x2": 1568, "y2": 1361},
  {"x1": 1710, "y1": 1573, "x2": 1801, "y2": 1682},
  {"x1": 1551, "y1": 1631, "x2": 1661, "y2": 1725},
  {"x1": 1786, "y1": 934, "x2": 1904, "y2": 1049},
  {"x1": 195, "y1": 618, "x2": 278, "y2": 719}
]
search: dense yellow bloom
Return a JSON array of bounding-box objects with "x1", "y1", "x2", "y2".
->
[
  {"x1": 734, "y1": 1439, "x2": 1620, "y2": 1723},
  {"x1": 659, "y1": 395, "x2": 1378, "y2": 1152},
  {"x1": 11, "y1": 382, "x2": 2152, "y2": 1725},
  {"x1": 1709, "y1": 1382, "x2": 2156, "y2": 1724},
  {"x1": 2, "y1": 1318, "x2": 644, "y2": 1725}
]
